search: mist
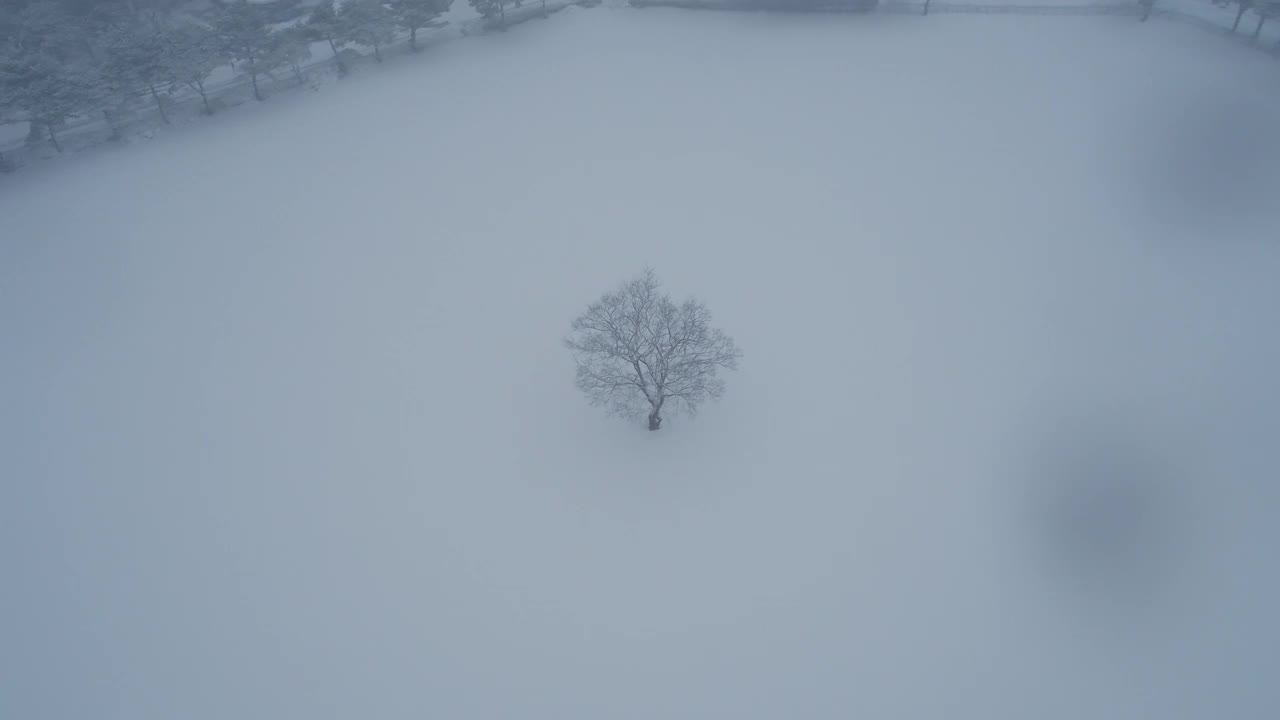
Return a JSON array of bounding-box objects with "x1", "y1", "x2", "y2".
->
[{"x1": 3, "y1": 4, "x2": 1279, "y2": 720}]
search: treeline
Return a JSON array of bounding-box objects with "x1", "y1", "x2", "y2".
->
[
  {"x1": 5, "y1": 0, "x2": 1277, "y2": 158},
  {"x1": 0, "y1": 0, "x2": 518, "y2": 153},
  {"x1": 1221, "y1": 0, "x2": 1280, "y2": 35}
]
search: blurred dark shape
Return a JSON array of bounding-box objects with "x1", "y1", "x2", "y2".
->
[
  {"x1": 1138, "y1": 92, "x2": 1280, "y2": 232},
  {"x1": 1023, "y1": 416, "x2": 1185, "y2": 609}
]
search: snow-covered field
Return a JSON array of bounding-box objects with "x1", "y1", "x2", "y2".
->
[{"x1": 3, "y1": 8, "x2": 1279, "y2": 719}]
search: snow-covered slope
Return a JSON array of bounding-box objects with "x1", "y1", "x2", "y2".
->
[{"x1": 3, "y1": 9, "x2": 1278, "y2": 720}]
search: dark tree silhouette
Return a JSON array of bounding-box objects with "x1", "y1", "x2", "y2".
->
[{"x1": 567, "y1": 270, "x2": 741, "y2": 431}]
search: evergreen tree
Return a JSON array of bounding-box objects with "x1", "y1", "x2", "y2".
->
[
  {"x1": 306, "y1": 1, "x2": 350, "y2": 75},
  {"x1": 9, "y1": 1, "x2": 88, "y2": 63},
  {"x1": 102, "y1": 21, "x2": 174, "y2": 124},
  {"x1": 469, "y1": 0, "x2": 522, "y2": 26},
  {"x1": 166, "y1": 23, "x2": 226, "y2": 115},
  {"x1": 392, "y1": 0, "x2": 451, "y2": 52},
  {"x1": 212, "y1": 0, "x2": 279, "y2": 101},
  {"x1": 0, "y1": 53, "x2": 100, "y2": 151},
  {"x1": 273, "y1": 27, "x2": 313, "y2": 86},
  {"x1": 0, "y1": 11, "x2": 16, "y2": 125},
  {"x1": 0, "y1": 54, "x2": 20, "y2": 130},
  {"x1": 0, "y1": 1, "x2": 102, "y2": 151},
  {"x1": 340, "y1": 0, "x2": 397, "y2": 64}
]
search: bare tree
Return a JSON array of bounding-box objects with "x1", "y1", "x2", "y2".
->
[{"x1": 566, "y1": 270, "x2": 741, "y2": 431}]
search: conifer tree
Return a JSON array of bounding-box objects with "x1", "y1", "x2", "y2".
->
[
  {"x1": 393, "y1": 0, "x2": 451, "y2": 52},
  {"x1": 341, "y1": 0, "x2": 397, "y2": 64}
]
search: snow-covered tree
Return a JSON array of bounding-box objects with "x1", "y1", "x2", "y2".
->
[
  {"x1": 305, "y1": 0, "x2": 350, "y2": 75},
  {"x1": 212, "y1": 0, "x2": 279, "y2": 101},
  {"x1": 8, "y1": 1, "x2": 87, "y2": 62},
  {"x1": 0, "y1": 12, "x2": 17, "y2": 125},
  {"x1": 469, "y1": 0, "x2": 522, "y2": 26},
  {"x1": 392, "y1": 0, "x2": 451, "y2": 52},
  {"x1": 0, "y1": 51, "x2": 31, "y2": 136},
  {"x1": 0, "y1": 1, "x2": 102, "y2": 151},
  {"x1": 0, "y1": 53, "x2": 100, "y2": 151},
  {"x1": 166, "y1": 22, "x2": 227, "y2": 115},
  {"x1": 566, "y1": 270, "x2": 742, "y2": 431},
  {"x1": 273, "y1": 27, "x2": 313, "y2": 86},
  {"x1": 341, "y1": 0, "x2": 397, "y2": 63},
  {"x1": 102, "y1": 21, "x2": 174, "y2": 124}
]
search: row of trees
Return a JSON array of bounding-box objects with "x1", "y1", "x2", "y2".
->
[
  {"x1": 0, "y1": 0, "x2": 458, "y2": 153},
  {"x1": 1222, "y1": 0, "x2": 1280, "y2": 38},
  {"x1": 6, "y1": 0, "x2": 1273, "y2": 157}
]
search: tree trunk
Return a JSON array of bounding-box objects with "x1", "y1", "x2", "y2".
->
[
  {"x1": 411, "y1": 27, "x2": 419, "y2": 51},
  {"x1": 499, "y1": 4, "x2": 506, "y2": 25},
  {"x1": 923, "y1": 0, "x2": 930, "y2": 15},
  {"x1": 1141, "y1": 0, "x2": 1152, "y2": 21},
  {"x1": 103, "y1": 109, "x2": 121, "y2": 141},
  {"x1": 292, "y1": 62, "x2": 304, "y2": 84},
  {"x1": 374, "y1": 42, "x2": 383, "y2": 63},
  {"x1": 647, "y1": 397, "x2": 664, "y2": 431},
  {"x1": 328, "y1": 38, "x2": 346, "y2": 75},
  {"x1": 47, "y1": 123, "x2": 62, "y2": 153},
  {"x1": 1254, "y1": 15, "x2": 1266, "y2": 39},
  {"x1": 1233, "y1": 4, "x2": 1247, "y2": 32},
  {"x1": 149, "y1": 84, "x2": 170, "y2": 125},
  {"x1": 195, "y1": 83, "x2": 212, "y2": 115},
  {"x1": 251, "y1": 70, "x2": 262, "y2": 101},
  {"x1": 26, "y1": 121, "x2": 46, "y2": 145}
]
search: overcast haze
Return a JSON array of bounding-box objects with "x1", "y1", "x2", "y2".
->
[{"x1": 3, "y1": 4, "x2": 1279, "y2": 720}]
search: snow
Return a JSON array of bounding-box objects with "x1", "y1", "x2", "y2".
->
[
  {"x1": 0, "y1": 121, "x2": 28, "y2": 147},
  {"x1": 3, "y1": 8, "x2": 1279, "y2": 720}
]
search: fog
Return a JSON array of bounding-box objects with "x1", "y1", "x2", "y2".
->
[{"x1": 3, "y1": 7, "x2": 1279, "y2": 720}]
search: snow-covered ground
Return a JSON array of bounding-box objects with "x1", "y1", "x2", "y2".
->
[{"x1": 3, "y1": 8, "x2": 1279, "y2": 720}]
